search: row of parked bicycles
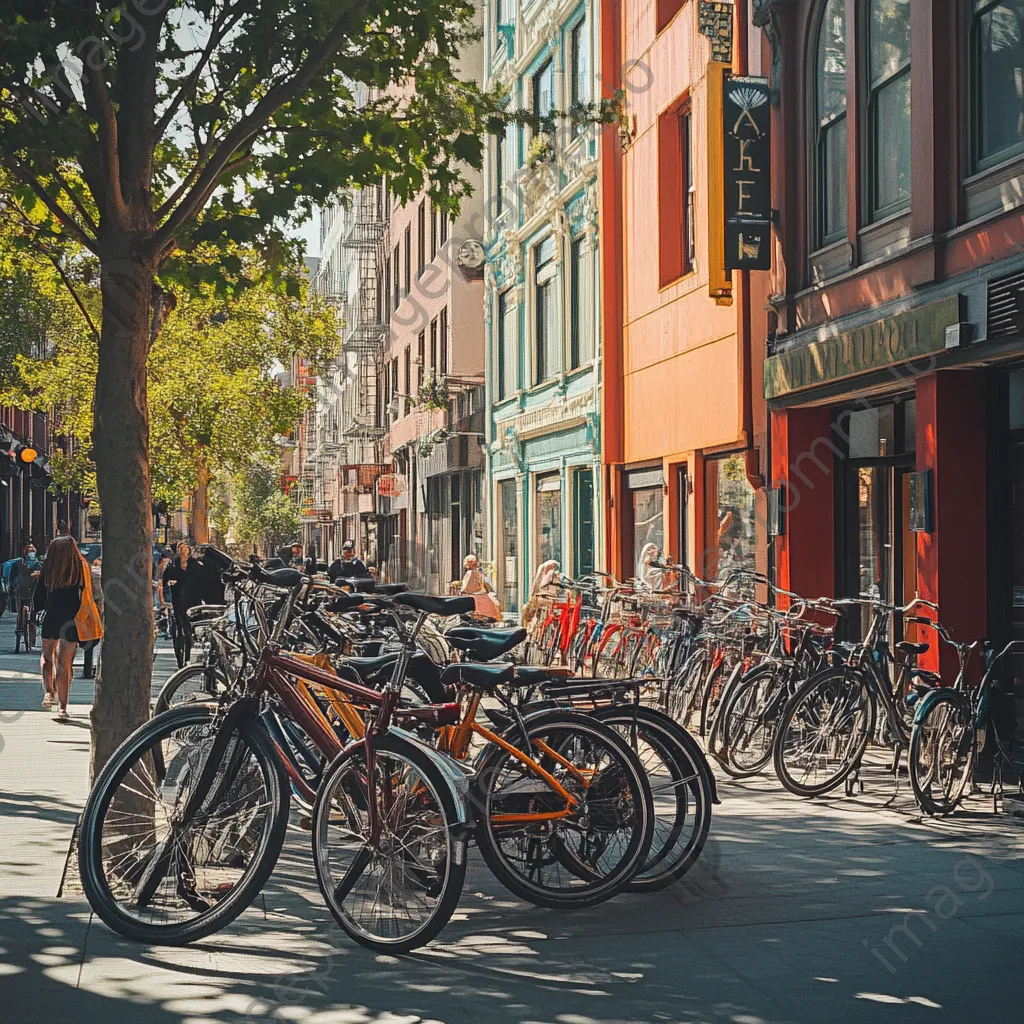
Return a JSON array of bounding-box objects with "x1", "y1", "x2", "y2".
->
[
  {"x1": 523, "y1": 559, "x2": 1024, "y2": 817},
  {"x1": 77, "y1": 550, "x2": 716, "y2": 953}
]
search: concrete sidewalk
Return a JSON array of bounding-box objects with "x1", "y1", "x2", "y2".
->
[{"x1": 1, "y1": 625, "x2": 1023, "y2": 1024}]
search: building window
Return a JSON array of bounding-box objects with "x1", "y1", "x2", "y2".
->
[
  {"x1": 532, "y1": 58, "x2": 555, "y2": 123},
  {"x1": 656, "y1": 0, "x2": 685, "y2": 35},
  {"x1": 417, "y1": 331, "x2": 425, "y2": 392},
  {"x1": 430, "y1": 317, "x2": 438, "y2": 377},
  {"x1": 497, "y1": 289, "x2": 516, "y2": 399},
  {"x1": 569, "y1": 233, "x2": 596, "y2": 369},
  {"x1": 440, "y1": 211, "x2": 448, "y2": 247},
  {"x1": 658, "y1": 101, "x2": 693, "y2": 286},
  {"x1": 494, "y1": 0, "x2": 505, "y2": 46},
  {"x1": 496, "y1": 125, "x2": 512, "y2": 214},
  {"x1": 703, "y1": 454, "x2": 757, "y2": 581},
  {"x1": 429, "y1": 201, "x2": 438, "y2": 260},
  {"x1": 498, "y1": 478, "x2": 519, "y2": 614},
  {"x1": 404, "y1": 225, "x2": 412, "y2": 294},
  {"x1": 390, "y1": 358, "x2": 399, "y2": 422},
  {"x1": 403, "y1": 345, "x2": 411, "y2": 415},
  {"x1": 867, "y1": 0, "x2": 911, "y2": 220},
  {"x1": 573, "y1": 467, "x2": 595, "y2": 578},
  {"x1": 534, "y1": 236, "x2": 558, "y2": 382},
  {"x1": 815, "y1": 0, "x2": 847, "y2": 245},
  {"x1": 973, "y1": 1, "x2": 1024, "y2": 170},
  {"x1": 440, "y1": 306, "x2": 449, "y2": 376},
  {"x1": 569, "y1": 20, "x2": 589, "y2": 136},
  {"x1": 536, "y1": 473, "x2": 562, "y2": 566},
  {"x1": 417, "y1": 201, "x2": 426, "y2": 275},
  {"x1": 625, "y1": 467, "x2": 665, "y2": 584},
  {"x1": 392, "y1": 245, "x2": 400, "y2": 308},
  {"x1": 384, "y1": 255, "x2": 392, "y2": 316}
]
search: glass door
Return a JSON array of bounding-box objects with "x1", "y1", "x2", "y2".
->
[{"x1": 498, "y1": 479, "x2": 519, "y2": 614}]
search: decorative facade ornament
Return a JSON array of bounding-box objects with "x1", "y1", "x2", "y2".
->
[{"x1": 698, "y1": 1, "x2": 734, "y2": 65}]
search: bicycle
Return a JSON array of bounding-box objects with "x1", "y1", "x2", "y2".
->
[
  {"x1": 771, "y1": 595, "x2": 953, "y2": 799},
  {"x1": 79, "y1": 558, "x2": 471, "y2": 952},
  {"x1": 909, "y1": 638, "x2": 1022, "y2": 816}
]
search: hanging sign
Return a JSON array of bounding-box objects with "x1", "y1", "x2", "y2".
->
[
  {"x1": 377, "y1": 473, "x2": 406, "y2": 498},
  {"x1": 723, "y1": 76, "x2": 772, "y2": 271}
]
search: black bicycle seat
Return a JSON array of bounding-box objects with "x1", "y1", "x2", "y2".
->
[
  {"x1": 396, "y1": 593, "x2": 476, "y2": 617},
  {"x1": 339, "y1": 577, "x2": 376, "y2": 594},
  {"x1": 447, "y1": 626, "x2": 526, "y2": 661},
  {"x1": 896, "y1": 641, "x2": 929, "y2": 658},
  {"x1": 341, "y1": 653, "x2": 401, "y2": 681},
  {"x1": 513, "y1": 665, "x2": 558, "y2": 687},
  {"x1": 325, "y1": 593, "x2": 366, "y2": 614},
  {"x1": 251, "y1": 563, "x2": 304, "y2": 588},
  {"x1": 186, "y1": 603, "x2": 227, "y2": 622},
  {"x1": 441, "y1": 660, "x2": 515, "y2": 691}
]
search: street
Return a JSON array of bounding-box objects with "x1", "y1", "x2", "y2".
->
[{"x1": 1, "y1": 614, "x2": 1022, "y2": 1024}]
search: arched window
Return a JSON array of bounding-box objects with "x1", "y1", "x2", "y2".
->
[
  {"x1": 973, "y1": 2, "x2": 1024, "y2": 170},
  {"x1": 815, "y1": 0, "x2": 848, "y2": 245},
  {"x1": 867, "y1": 0, "x2": 911, "y2": 219}
]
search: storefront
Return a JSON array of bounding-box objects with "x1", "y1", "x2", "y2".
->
[{"x1": 767, "y1": 289, "x2": 1024, "y2": 695}]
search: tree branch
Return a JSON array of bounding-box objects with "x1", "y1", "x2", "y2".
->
[
  {"x1": 12, "y1": 162, "x2": 98, "y2": 254},
  {"x1": 154, "y1": 0, "x2": 249, "y2": 139},
  {"x1": 9, "y1": 200, "x2": 100, "y2": 341},
  {"x1": 79, "y1": 63, "x2": 127, "y2": 226},
  {"x1": 149, "y1": 9, "x2": 356, "y2": 260}
]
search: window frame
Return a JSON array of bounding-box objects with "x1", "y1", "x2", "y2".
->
[
  {"x1": 657, "y1": 96, "x2": 694, "y2": 287},
  {"x1": 497, "y1": 288, "x2": 516, "y2": 400},
  {"x1": 440, "y1": 306, "x2": 449, "y2": 376},
  {"x1": 392, "y1": 245, "x2": 400, "y2": 309},
  {"x1": 864, "y1": 0, "x2": 912, "y2": 222},
  {"x1": 533, "y1": 235, "x2": 559, "y2": 384},
  {"x1": 532, "y1": 57, "x2": 555, "y2": 124},
  {"x1": 569, "y1": 18, "x2": 588, "y2": 138},
  {"x1": 404, "y1": 225, "x2": 412, "y2": 294},
  {"x1": 970, "y1": 0, "x2": 1024, "y2": 173},
  {"x1": 568, "y1": 231, "x2": 596, "y2": 370},
  {"x1": 417, "y1": 200, "x2": 426, "y2": 276},
  {"x1": 813, "y1": 0, "x2": 849, "y2": 248}
]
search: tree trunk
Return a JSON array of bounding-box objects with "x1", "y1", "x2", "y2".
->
[
  {"x1": 191, "y1": 459, "x2": 211, "y2": 544},
  {"x1": 90, "y1": 250, "x2": 156, "y2": 778}
]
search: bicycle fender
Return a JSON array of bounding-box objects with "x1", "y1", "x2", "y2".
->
[
  {"x1": 390, "y1": 726, "x2": 471, "y2": 828},
  {"x1": 913, "y1": 687, "x2": 969, "y2": 725}
]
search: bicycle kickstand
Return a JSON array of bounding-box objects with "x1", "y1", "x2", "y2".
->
[
  {"x1": 884, "y1": 745, "x2": 904, "y2": 807},
  {"x1": 845, "y1": 766, "x2": 864, "y2": 797},
  {"x1": 992, "y1": 760, "x2": 1006, "y2": 815}
]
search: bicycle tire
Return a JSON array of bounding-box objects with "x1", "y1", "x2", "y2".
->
[
  {"x1": 473, "y1": 708, "x2": 653, "y2": 908},
  {"x1": 591, "y1": 706, "x2": 712, "y2": 891},
  {"x1": 79, "y1": 704, "x2": 290, "y2": 945},
  {"x1": 152, "y1": 663, "x2": 228, "y2": 715},
  {"x1": 312, "y1": 732, "x2": 467, "y2": 953},
  {"x1": 909, "y1": 690, "x2": 975, "y2": 816},
  {"x1": 772, "y1": 668, "x2": 875, "y2": 798},
  {"x1": 591, "y1": 625, "x2": 623, "y2": 679},
  {"x1": 714, "y1": 663, "x2": 787, "y2": 779}
]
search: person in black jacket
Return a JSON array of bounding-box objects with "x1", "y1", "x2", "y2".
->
[
  {"x1": 328, "y1": 540, "x2": 369, "y2": 583},
  {"x1": 162, "y1": 542, "x2": 205, "y2": 667}
]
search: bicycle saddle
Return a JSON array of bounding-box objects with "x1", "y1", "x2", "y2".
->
[
  {"x1": 896, "y1": 641, "x2": 929, "y2": 658},
  {"x1": 441, "y1": 660, "x2": 515, "y2": 690},
  {"x1": 395, "y1": 593, "x2": 476, "y2": 617},
  {"x1": 251, "y1": 563, "x2": 304, "y2": 588},
  {"x1": 446, "y1": 626, "x2": 526, "y2": 660},
  {"x1": 325, "y1": 593, "x2": 366, "y2": 614},
  {"x1": 512, "y1": 665, "x2": 557, "y2": 686}
]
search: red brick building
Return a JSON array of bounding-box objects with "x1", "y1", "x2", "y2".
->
[{"x1": 762, "y1": 0, "x2": 1024, "y2": 680}]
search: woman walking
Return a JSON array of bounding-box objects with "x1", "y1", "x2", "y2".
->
[
  {"x1": 162, "y1": 541, "x2": 204, "y2": 668},
  {"x1": 37, "y1": 537, "x2": 103, "y2": 722}
]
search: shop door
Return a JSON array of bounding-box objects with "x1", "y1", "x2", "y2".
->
[{"x1": 573, "y1": 468, "x2": 595, "y2": 578}]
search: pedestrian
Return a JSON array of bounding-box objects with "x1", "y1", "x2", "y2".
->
[
  {"x1": 80, "y1": 558, "x2": 104, "y2": 679},
  {"x1": 289, "y1": 543, "x2": 304, "y2": 568},
  {"x1": 36, "y1": 536, "x2": 102, "y2": 721},
  {"x1": 162, "y1": 541, "x2": 204, "y2": 668},
  {"x1": 10, "y1": 544, "x2": 41, "y2": 651},
  {"x1": 328, "y1": 540, "x2": 369, "y2": 582},
  {"x1": 458, "y1": 554, "x2": 501, "y2": 620}
]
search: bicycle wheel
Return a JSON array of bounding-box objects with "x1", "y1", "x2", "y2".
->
[
  {"x1": 591, "y1": 625, "x2": 624, "y2": 679},
  {"x1": 312, "y1": 733, "x2": 467, "y2": 953},
  {"x1": 715, "y1": 663, "x2": 787, "y2": 779},
  {"x1": 592, "y1": 707, "x2": 712, "y2": 891},
  {"x1": 666, "y1": 649, "x2": 706, "y2": 725},
  {"x1": 473, "y1": 709, "x2": 653, "y2": 908},
  {"x1": 909, "y1": 691, "x2": 975, "y2": 816},
  {"x1": 773, "y1": 669, "x2": 875, "y2": 798},
  {"x1": 152, "y1": 663, "x2": 227, "y2": 715},
  {"x1": 79, "y1": 705, "x2": 289, "y2": 945}
]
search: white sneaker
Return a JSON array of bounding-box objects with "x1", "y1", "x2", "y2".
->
[{"x1": 54, "y1": 708, "x2": 69, "y2": 723}]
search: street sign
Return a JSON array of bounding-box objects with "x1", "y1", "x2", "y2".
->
[{"x1": 724, "y1": 75, "x2": 772, "y2": 271}]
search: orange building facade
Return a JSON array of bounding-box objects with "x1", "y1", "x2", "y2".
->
[{"x1": 600, "y1": 0, "x2": 770, "y2": 582}]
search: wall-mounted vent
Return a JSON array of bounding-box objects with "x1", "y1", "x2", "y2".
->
[{"x1": 987, "y1": 268, "x2": 1024, "y2": 340}]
